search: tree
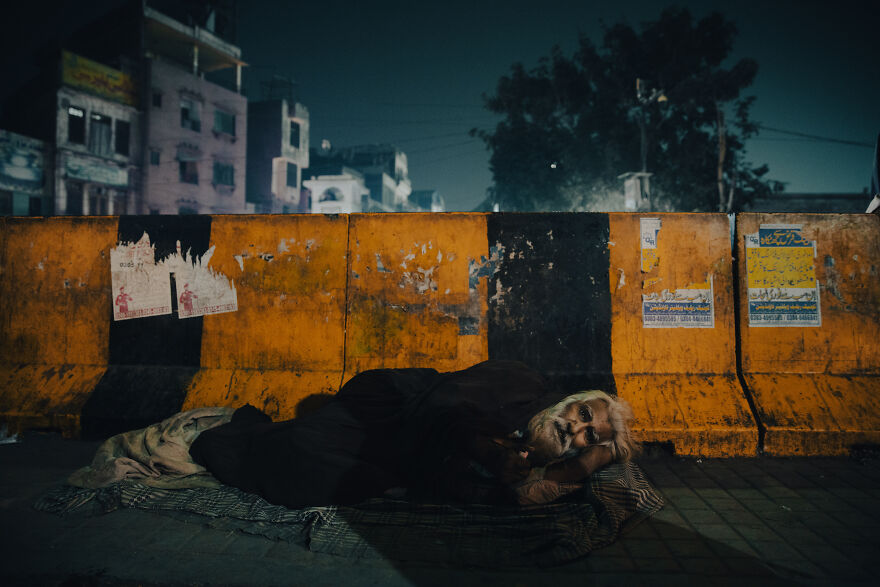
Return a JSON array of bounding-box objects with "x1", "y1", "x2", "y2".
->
[{"x1": 473, "y1": 8, "x2": 783, "y2": 212}]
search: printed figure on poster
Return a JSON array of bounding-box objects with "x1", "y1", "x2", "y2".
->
[
  {"x1": 110, "y1": 232, "x2": 172, "y2": 321},
  {"x1": 114, "y1": 287, "x2": 132, "y2": 315},
  {"x1": 178, "y1": 283, "x2": 198, "y2": 314},
  {"x1": 745, "y1": 224, "x2": 821, "y2": 327}
]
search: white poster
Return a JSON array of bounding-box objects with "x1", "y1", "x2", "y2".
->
[
  {"x1": 110, "y1": 232, "x2": 172, "y2": 321},
  {"x1": 167, "y1": 244, "x2": 238, "y2": 319},
  {"x1": 109, "y1": 233, "x2": 237, "y2": 321}
]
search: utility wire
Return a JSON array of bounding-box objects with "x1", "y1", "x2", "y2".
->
[
  {"x1": 405, "y1": 138, "x2": 482, "y2": 155},
  {"x1": 757, "y1": 124, "x2": 873, "y2": 148}
]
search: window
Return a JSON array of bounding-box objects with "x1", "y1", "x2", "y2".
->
[
  {"x1": 289, "y1": 120, "x2": 300, "y2": 148},
  {"x1": 115, "y1": 120, "x2": 130, "y2": 156},
  {"x1": 286, "y1": 162, "x2": 298, "y2": 187},
  {"x1": 88, "y1": 186, "x2": 109, "y2": 215},
  {"x1": 213, "y1": 110, "x2": 235, "y2": 136},
  {"x1": 152, "y1": 92, "x2": 162, "y2": 108},
  {"x1": 68, "y1": 106, "x2": 85, "y2": 144},
  {"x1": 320, "y1": 187, "x2": 341, "y2": 202},
  {"x1": 213, "y1": 161, "x2": 234, "y2": 186},
  {"x1": 28, "y1": 196, "x2": 42, "y2": 216},
  {"x1": 88, "y1": 113, "x2": 112, "y2": 155},
  {"x1": 180, "y1": 98, "x2": 201, "y2": 132},
  {"x1": 66, "y1": 181, "x2": 84, "y2": 215},
  {"x1": 150, "y1": 149, "x2": 160, "y2": 166},
  {"x1": 113, "y1": 192, "x2": 127, "y2": 215},
  {"x1": 179, "y1": 160, "x2": 198, "y2": 184},
  {"x1": 0, "y1": 190, "x2": 11, "y2": 215}
]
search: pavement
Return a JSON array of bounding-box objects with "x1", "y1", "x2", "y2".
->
[{"x1": 1, "y1": 430, "x2": 879, "y2": 586}]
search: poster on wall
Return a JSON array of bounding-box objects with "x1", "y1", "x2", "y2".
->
[
  {"x1": 169, "y1": 245, "x2": 238, "y2": 319},
  {"x1": 639, "y1": 217, "x2": 715, "y2": 328},
  {"x1": 745, "y1": 224, "x2": 821, "y2": 327},
  {"x1": 642, "y1": 278, "x2": 715, "y2": 328},
  {"x1": 110, "y1": 234, "x2": 238, "y2": 321},
  {"x1": 110, "y1": 232, "x2": 172, "y2": 321}
]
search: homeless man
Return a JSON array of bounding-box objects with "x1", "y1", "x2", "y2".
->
[{"x1": 188, "y1": 360, "x2": 638, "y2": 508}]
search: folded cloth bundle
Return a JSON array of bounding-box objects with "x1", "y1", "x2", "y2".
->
[{"x1": 68, "y1": 407, "x2": 235, "y2": 489}]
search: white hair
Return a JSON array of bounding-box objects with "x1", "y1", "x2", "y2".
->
[{"x1": 526, "y1": 390, "x2": 639, "y2": 463}]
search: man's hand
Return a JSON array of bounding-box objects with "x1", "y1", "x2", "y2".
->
[
  {"x1": 543, "y1": 445, "x2": 613, "y2": 483},
  {"x1": 492, "y1": 440, "x2": 531, "y2": 485},
  {"x1": 469, "y1": 436, "x2": 532, "y2": 485}
]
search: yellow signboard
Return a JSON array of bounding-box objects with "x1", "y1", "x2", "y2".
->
[{"x1": 62, "y1": 51, "x2": 137, "y2": 107}]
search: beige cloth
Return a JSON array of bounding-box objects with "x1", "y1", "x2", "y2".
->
[{"x1": 69, "y1": 407, "x2": 235, "y2": 489}]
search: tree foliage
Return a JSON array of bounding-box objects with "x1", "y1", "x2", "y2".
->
[{"x1": 474, "y1": 8, "x2": 783, "y2": 212}]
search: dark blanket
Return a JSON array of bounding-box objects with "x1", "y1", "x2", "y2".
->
[
  {"x1": 189, "y1": 360, "x2": 569, "y2": 508},
  {"x1": 34, "y1": 460, "x2": 663, "y2": 567}
]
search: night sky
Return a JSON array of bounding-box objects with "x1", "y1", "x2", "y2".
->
[
  {"x1": 236, "y1": 0, "x2": 879, "y2": 210},
  {"x1": 3, "y1": 0, "x2": 878, "y2": 211}
]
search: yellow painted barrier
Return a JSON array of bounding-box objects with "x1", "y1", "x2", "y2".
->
[
  {"x1": 182, "y1": 214, "x2": 350, "y2": 419},
  {"x1": 609, "y1": 214, "x2": 757, "y2": 457},
  {"x1": 1, "y1": 212, "x2": 877, "y2": 457},
  {"x1": 0, "y1": 217, "x2": 116, "y2": 436},
  {"x1": 737, "y1": 214, "x2": 880, "y2": 455},
  {"x1": 343, "y1": 213, "x2": 489, "y2": 380}
]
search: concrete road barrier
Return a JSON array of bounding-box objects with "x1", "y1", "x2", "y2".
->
[
  {"x1": 736, "y1": 213, "x2": 880, "y2": 456},
  {"x1": 1, "y1": 212, "x2": 877, "y2": 456}
]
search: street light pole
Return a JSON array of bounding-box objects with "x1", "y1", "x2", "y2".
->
[{"x1": 635, "y1": 78, "x2": 666, "y2": 211}]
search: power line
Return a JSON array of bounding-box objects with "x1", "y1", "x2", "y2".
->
[
  {"x1": 405, "y1": 139, "x2": 482, "y2": 155},
  {"x1": 318, "y1": 116, "x2": 495, "y2": 126},
  {"x1": 757, "y1": 124, "x2": 873, "y2": 148},
  {"x1": 412, "y1": 142, "x2": 486, "y2": 166}
]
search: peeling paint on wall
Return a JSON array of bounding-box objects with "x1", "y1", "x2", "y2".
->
[
  {"x1": 746, "y1": 224, "x2": 821, "y2": 327},
  {"x1": 468, "y1": 243, "x2": 504, "y2": 291}
]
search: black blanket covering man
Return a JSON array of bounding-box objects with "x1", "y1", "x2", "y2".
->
[
  {"x1": 38, "y1": 360, "x2": 663, "y2": 567},
  {"x1": 189, "y1": 360, "x2": 577, "y2": 507}
]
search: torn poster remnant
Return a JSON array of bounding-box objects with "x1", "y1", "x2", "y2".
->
[
  {"x1": 166, "y1": 242, "x2": 238, "y2": 319},
  {"x1": 642, "y1": 277, "x2": 715, "y2": 328},
  {"x1": 110, "y1": 233, "x2": 237, "y2": 321},
  {"x1": 640, "y1": 217, "x2": 661, "y2": 273},
  {"x1": 110, "y1": 232, "x2": 172, "y2": 321},
  {"x1": 745, "y1": 224, "x2": 821, "y2": 327}
]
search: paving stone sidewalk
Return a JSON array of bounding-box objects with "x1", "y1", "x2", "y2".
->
[{"x1": 1, "y1": 431, "x2": 878, "y2": 586}]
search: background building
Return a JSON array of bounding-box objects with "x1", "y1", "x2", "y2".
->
[
  {"x1": 0, "y1": 0, "x2": 247, "y2": 216},
  {"x1": 0, "y1": 130, "x2": 47, "y2": 215},
  {"x1": 141, "y1": 5, "x2": 247, "y2": 214},
  {"x1": 303, "y1": 167, "x2": 370, "y2": 214},
  {"x1": 308, "y1": 143, "x2": 417, "y2": 212},
  {"x1": 246, "y1": 97, "x2": 310, "y2": 213},
  {"x1": 409, "y1": 189, "x2": 446, "y2": 213},
  {"x1": 744, "y1": 192, "x2": 867, "y2": 213},
  {"x1": 54, "y1": 51, "x2": 141, "y2": 215}
]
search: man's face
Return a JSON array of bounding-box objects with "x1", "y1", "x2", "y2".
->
[{"x1": 528, "y1": 399, "x2": 613, "y2": 465}]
